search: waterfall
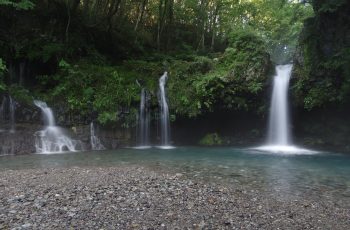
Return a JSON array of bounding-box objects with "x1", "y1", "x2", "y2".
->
[
  {"x1": 34, "y1": 100, "x2": 81, "y2": 154},
  {"x1": 0, "y1": 95, "x2": 16, "y2": 132},
  {"x1": 90, "y1": 122, "x2": 105, "y2": 150},
  {"x1": 9, "y1": 96, "x2": 15, "y2": 133},
  {"x1": 138, "y1": 88, "x2": 150, "y2": 147},
  {"x1": 158, "y1": 72, "x2": 173, "y2": 148},
  {"x1": 254, "y1": 64, "x2": 314, "y2": 154},
  {"x1": 0, "y1": 96, "x2": 5, "y2": 132},
  {"x1": 267, "y1": 64, "x2": 292, "y2": 145}
]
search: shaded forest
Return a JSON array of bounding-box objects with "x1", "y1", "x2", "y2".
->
[{"x1": 0, "y1": 0, "x2": 349, "y2": 149}]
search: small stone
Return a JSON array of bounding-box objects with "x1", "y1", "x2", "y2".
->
[
  {"x1": 23, "y1": 202, "x2": 31, "y2": 206},
  {"x1": 224, "y1": 221, "x2": 231, "y2": 225},
  {"x1": 21, "y1": 223, "x2": 32, "y2": 229},
  {"x1": 175, "y1": 173, "x2": 183, "y2": 178},
  {"x1": 67, "y1": 212, "x2": 76, "y2": 217}
]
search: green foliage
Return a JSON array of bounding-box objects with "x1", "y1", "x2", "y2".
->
[
  {"x1": 228, "y1": 0, "x2": 313, "y2": 64},
  {"x1": 0, "y1": 0, "x2": 314, "y2": 126},
  {"x1": 213, "y1": 30, "x2": 270, "y2": 110},
  {"x1": 199, "y1": 133, "x2": 223, "y2": 146},
  {"x1": 293, "y1": 0, "x2": 350, "y2": 110},
  {"x1": 0, "y1": 58, "x2": 5, "y2": 72},
  {"x1": 27, "y1": 42, "x2": 64, "y2": 62},
  {"x1": 0, "y1": 0, "x2": 34, "y2": 10},
  {"x1": 38, "y1": 60, "x2": 140, "y2": 125},
  {"x1": 316, "y1": 0, "x2": 346, "y2": 13},
  {"x1": 8, "y1": 84, "x2": 33, "y2": 103},
  {"x1": 167, "y1": 30, "x2": 270, "y2": 117}
]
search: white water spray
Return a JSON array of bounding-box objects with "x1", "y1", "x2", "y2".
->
[
  {"x1": 137, "y1": 88, "x2": 151, "y2": 147},
  {"x1": 255, "y1": 65, "x2": 314, "y2": 154},
  {"x1": 158, "y1": 72, "x2": 173, "y2": 148},
  {"x1": 90, "y1": 122, "x2": 105, "y2": 150},
  {"x1": 0, "y1": 97, "x2": 6, "y2": 132},
  {"x1": 0, "y1": 95, "x2": 16, "y2": 133},
  {"x1": 9, "y1": 96, "x2": 15, "y2": 133},
  {"x1": 34, "y1": 100, "x2": 81, "y2": 154},
  {"x1": 268, "y1": 64, "x2": 292, "y2": 145}
]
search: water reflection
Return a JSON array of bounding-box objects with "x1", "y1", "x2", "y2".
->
[{"x1": 1, "y1": 147, "x2": 349, "y2": 203}]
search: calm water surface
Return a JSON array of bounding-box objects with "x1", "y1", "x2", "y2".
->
[{"x1": 1, "y1": 147, "x2": 349, "y2": 204}]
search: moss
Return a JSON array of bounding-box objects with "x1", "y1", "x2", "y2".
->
[
  {"x1": 199, "y1": 133, "x2": 223, "y2": 146},
  {"x1": 292, "y1": 0, "x2": 350, "y2": 110}
]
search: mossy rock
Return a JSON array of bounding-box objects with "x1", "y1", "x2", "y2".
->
[{"x1": 199, "y1": 133, "x2": 223, "y2": 146}]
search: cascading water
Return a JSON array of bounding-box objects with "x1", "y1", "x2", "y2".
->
[
  {"x1": 34, "y1": 100, "x2": 81, "y2": 154},
  {"x1": 268, "y1": 64, "x2": 292, "y2": 145},
  {"x1": 158, "y1": 72, "x2": 173, "y2": 148},
  {"x1": 0, "y1": 96, "x2": 6, "y2": 132},
  {"x1": 137, "y1": 88, "x2": 151, "y2": 147},
  {"x1": 90, "y1": 122, "x2": 105, "y2": 150},
  {"x1": 9, "y1": 96, "x2": 15, "y2": 133},
  {"x1": 255, "y1": 65, "x2": 314, "y2": 154},
  {"x1": 0, "y1": 95, "x2": 16, "y2": 132}
]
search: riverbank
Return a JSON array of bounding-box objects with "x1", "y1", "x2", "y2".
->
[{"x1": 0, "y1": 166, "x2": 349, "y2": 229}]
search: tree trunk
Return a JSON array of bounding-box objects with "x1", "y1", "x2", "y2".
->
[
  {"x1": 210, "y1": 3, "x2": 220, "y2": 51},
  {"x1": 65, "y1": 0, "x2": 71, "y2": 43},
  {"x1": 166, "y1": 0, "x2": 174, "y2": 51},
  {"x1": 157, "y1": 0, "x2": 167, "y2": 51},
  {"x1": 107, "y1": 0, "x2": 121, "y2": 34},
  {"x1": 134, "y1": 0, "x2": 148, "y2": 32}
]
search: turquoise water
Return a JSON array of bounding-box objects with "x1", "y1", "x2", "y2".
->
[{"x1": 1, "y1": 147, "x2": 350, "y2": 203}]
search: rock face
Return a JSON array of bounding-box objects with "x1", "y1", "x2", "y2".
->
[
  {"x1": 292, "y1": 0, "x2": 350, "y2": 108},
  {"x1": 0, "y1": 99, "x2": 133, "y2": 155},
  {"x1": 73, "y1": 125, "x2": 132, "y2": 150},
  {"x1": 0, "y1": 126, "x2": 37, "y2": 155},
  {"x1": 291, "y1": 0, "x2": 350, "y2": 152}
]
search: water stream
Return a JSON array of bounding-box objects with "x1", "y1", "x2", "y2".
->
[
  {"x1": 9, "y1": 96, "x2": 15, "y2": 133},
  {"x1": 90, "y1": 122, "x2": 105, "y2": 151},
  {"x1": 268, "y1": 64, "x2": 292, "y2": 145},
  {"x1": 34, "y1": 100, "x2": 81, "y2": 154},
  {"x1": 0, "y1": 96, "x2": 6, "y2": 132},
  {"x1": 255, "y1": 65, "x2": 313, "y2": 154},
  {"x1": 137, "y1": 88, "x2": 150, "y2": 147},
  {"x1": 0, "y1": 95, "x2": 16, "y2": 133},
  {"x1": 158, "y1": 72, "x2": 173, "y2": 148}
]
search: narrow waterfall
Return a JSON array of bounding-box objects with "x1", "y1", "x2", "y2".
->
[
  {"x1": 90, "y1": 122, "x2": 105, "y2": 150},
  {"x1": 267, "y1": 64, "x2": 292, "y2": 145},
  {"x1": 34, "y1": 100, "x2": 80, "y2": 154},
  {"x1": 0, "y1": 96, "x2": 6, "y2": 132},
  {"x1": 158, "y1": 72, "x2": 172, "y2": 147},
  {"x1": 9, "y1": 96, "x2": 15, "y2": 133},
  {"x1": 138, "y1": 88, "x2": 150, "y2": 147},
  {"x1": 0, "y1": 95, "x2": 16, "y2": 132}
]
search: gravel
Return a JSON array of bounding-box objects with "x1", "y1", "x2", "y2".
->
[{"x1": 0, "y1": 166, "x2": 349, "y2": 229}]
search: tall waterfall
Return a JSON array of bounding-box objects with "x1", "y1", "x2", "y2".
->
[
  {"x1": 268, "y1": 64, "x2": 292, "y2": 145},
  {"x1": 90, "y1": 122, "x2": 105, "y2": 150},
  {"x1": 34, "y1": 100, "x2": 80, "y2": 154},
  {"x1": 138, "y1": 88, "x2": 150, "y2": 147},
  {"x1": 158, "y1": 72, "x2": 171, "y2": 147},
  {"x1": 255, "y1": 64, "x2": 314, "y2": 154}
]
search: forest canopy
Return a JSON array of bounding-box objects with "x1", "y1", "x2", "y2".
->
[{"x1": 0, "y1": 0, "x2": 313, "y2": 125}]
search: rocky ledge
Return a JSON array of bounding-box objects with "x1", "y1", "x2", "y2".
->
[{"x1": 0, "y1": 167, "x2": 349, "y2": 229}]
